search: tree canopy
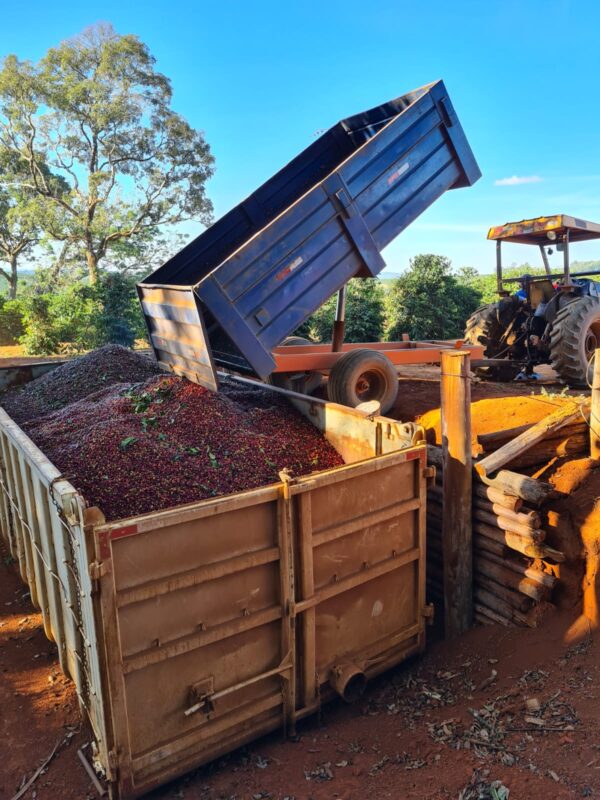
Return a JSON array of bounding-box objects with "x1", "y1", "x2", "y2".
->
[
  {"x1": 385, "y1": 254, "x2": 481, "y2": 340},
  {"x1": 0, "y1": 23, "x2": 214, "y2": 284}
]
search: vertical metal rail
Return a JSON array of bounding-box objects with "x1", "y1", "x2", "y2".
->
[
  {"x1": 331, "y1": 285, "x2": 347, "y2": 352},
  {"x1": 539, "y1": 244, "x2": 551, "y2": 276},
  {"x1": 563, "y1": 230, "x2": 571, "y2": 285},
  {"x1": 297, "y1": 492, "x2": 316, "y2": 710},
  {"x1": 277, "y1": 479, "x2": 297, "y2": 734},
  {"x1": 496, "y1": 240, "x2": 503, "y2": 294}
]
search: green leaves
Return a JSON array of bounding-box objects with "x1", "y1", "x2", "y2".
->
[
  {"x1": 0, "y1": 23, "x2": 214, "y2": 286},
  {"x1": 384, "y1": 254, "x2": 481, "y2": 341},
  {"x1": 206, "y1": 446, "x2": 218, "y2": 468},
  {"x1": 296, "y1": 278, "x2": 386, "y2": 343},
  {"x1": 119, "y1": 435, "x2": 137, "y2": 451}
]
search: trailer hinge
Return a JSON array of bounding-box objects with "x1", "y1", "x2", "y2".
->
[
  {"x1": 108, "y1": 749, "x2": 119, "y2": 772},
  {"x1": 423, "y1": 465, "x2": 436, "y2": 486},
  {"x1": 89, "y1": 560, "x2": 108, "y2": 581},
  {"x1": 421, "y1": 603, "x2": 435, "y2": 625}
]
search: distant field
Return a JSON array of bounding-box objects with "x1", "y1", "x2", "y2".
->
[{"x1": 0, "y1": 345, "x2": 24, "y2": 359}]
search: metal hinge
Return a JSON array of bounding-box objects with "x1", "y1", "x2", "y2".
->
[
  {"x1": 108, "y1": 749, "x2": 119, "y2": 771},
  {"x1": 89, "y1": 560, "x2": 108, "y2": 581}
]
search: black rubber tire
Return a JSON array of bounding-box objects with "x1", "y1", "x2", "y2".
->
[
  {"x1": 550, "y1": 296, "x2": 600, "y2": 386},
  {"x1": 464, "y1": 303, "x2": 522, "y2": 382},
  {"x1": 327, "y1": 349, "x2": 398, "y2": 414},
  {"x1": 463, "y1": 303, "x2": 505, "y2": 356},
  {"x1": 268, "y1": 336, "x2": 323, "y2": 394}
]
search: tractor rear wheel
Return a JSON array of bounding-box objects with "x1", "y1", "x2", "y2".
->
[
  {"x1": 463, "y1": 303, "x2": 505, "y2": 356},
  {"x1": 268, "y1": 336, "x2": 323, "y2": 395},
  {"x1": 327, "y1": 349, "x2": 398, "y2": 414},
  {"x1": 550, "y1": 296, "x2": 600, "y2": 386},
  {"x1": 463, "y1": 303, "x2": 520, "y2": 381}
]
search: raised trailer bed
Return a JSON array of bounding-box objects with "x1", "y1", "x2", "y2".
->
[
  {"x1": 0, "y1": 375, "x2": 429, "y2": 799},
  {"x1": 138, "y1": 79, "x2": 481, "y2": 406}
]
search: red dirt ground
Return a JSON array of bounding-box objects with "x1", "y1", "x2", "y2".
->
[{"x1": 2, "y1": 546, "x2": 600, "y2": 799}]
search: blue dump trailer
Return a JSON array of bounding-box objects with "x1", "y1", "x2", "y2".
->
[{"x1": 138, "y1": 80, "x2": 481, "y2": 398}]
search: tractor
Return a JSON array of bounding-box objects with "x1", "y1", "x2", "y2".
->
[{"x1": 464, "y1": 215, "x2": 600, "y2": 386}]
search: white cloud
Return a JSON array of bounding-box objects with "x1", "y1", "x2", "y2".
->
[{"x1": 494, "y1": 175, "x2": 543, "y2": 186}]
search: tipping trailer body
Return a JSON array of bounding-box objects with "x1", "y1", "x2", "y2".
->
[{"x1": 138, "y1": 80, "x2": 480, "y2": 390}]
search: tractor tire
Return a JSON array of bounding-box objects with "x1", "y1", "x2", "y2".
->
[
  {"x1": 464, "y1": 303, "x2": 522, "y2": 382},
  {"x1": 549, "y1": 296, "x2": 600, "y2": 386},
  {"x1": 463, "y1": 303, "x2": 505, "y2": 356},
  {"x1": 268, "y1": 336, "x2": 323, "y2": 395},
  {"x1": 327, "y1": 349, "x2": 398, "y2": 414}
]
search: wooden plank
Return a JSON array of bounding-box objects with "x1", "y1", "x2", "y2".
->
[
  {"x1": 441, "y1": 350, "x2": 473, "y2": 637},
  {"x1": 475, "y1": 400, "x2": 588, "y2": 478}
]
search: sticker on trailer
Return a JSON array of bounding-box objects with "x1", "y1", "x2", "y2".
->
[
  {"x1": 276, "y1": 256, "x2": 304, "y2": 281},
  {"x1": 387, "y1": 162, "x2": 410, "y2": 186}
]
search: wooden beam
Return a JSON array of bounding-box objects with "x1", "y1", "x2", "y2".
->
[
  {"x1": 475, "y1": 400, "x2": 588, "y2": 478},
  {"x1": 479, "y1": 470, "x2": 557, "y2": 507},
  {"x1": 441, "y1": 350, "x2": 473, "y2": 637}
]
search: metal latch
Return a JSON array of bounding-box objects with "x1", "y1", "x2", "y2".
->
[
  {"x1": 423, "y1": 465, "x2": 436, "y2": 486},
  {"x1": 185, "y1": 676, "x2": 215, "y2": 717},
  {"x1": 89, "y1": 560, "x2": 108, "y2": 581},
  {"x1": 422, "y1": 603, "x2": 435, "y2": 625}
]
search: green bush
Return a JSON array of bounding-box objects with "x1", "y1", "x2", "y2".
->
[
  {"x1": 19, "y1": 286, "x2": 101, "y2": 355},
  {"x1": 296, "y1": 278, "x2": 385, "y2": 343},
  {"x1": 0, "y1": 296, "x2": 25, "y2": 345},
  {"x1": 384, "y1": 254, "x2": 481, "y2": 340},
  {"x1": 18, "y1": 274, "x2": 148, "y2": 356}
]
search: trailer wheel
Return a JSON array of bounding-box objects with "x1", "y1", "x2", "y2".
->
[
  {"x1": 327, "y1": 349, "x2": 398, "y2": 414},
  {"x1": 269, "y1": 336, "x2": 323, "y2": 394},
  {"x1": 550, "y1": 296, "x2": 600, "y2": 386}
]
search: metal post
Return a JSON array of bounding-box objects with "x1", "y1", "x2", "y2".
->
[
  {"x1": 441, "y1": 350, "x2": 473, "y2": 638},
  {"x1": 591, "y1": 349, "x2": 600, "y2": 461},
  {"x1": 563, "y1": 230, "x2": 571, "y2": 285},
  {"x1": 496, "y1": 241, "x2": 503, "y2": 294},
  {"x1": 331, "y1": 285, "x2": 347, "y2": 352},
  {"x1": 539, "y1": 245, "x2": 551, "y2": 276}
]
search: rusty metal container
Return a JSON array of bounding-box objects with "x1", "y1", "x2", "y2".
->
[{"x1": 0, "y1": 375, "x2": 429, "y2": 798}]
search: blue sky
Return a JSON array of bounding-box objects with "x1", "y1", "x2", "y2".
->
[{"x1": 2, "y1": 0, "x2": 600, "y2": 275}]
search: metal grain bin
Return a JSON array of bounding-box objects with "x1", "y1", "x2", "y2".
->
[
  {"x1": 138, "y1": 80, "x2": 480, "y2": 389},
  {"x1": 0, "y1": 377, "x2": 429, "y2": 798}
]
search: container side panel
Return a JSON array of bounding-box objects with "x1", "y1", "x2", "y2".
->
[
  {"x1": 100, "y1": 493, "x2": 289, "y2": 794},
  {"x1": 0, "y1": 409, "x2": 110, "y2": 773},
  {"x1": 314, "y1": 567, "x2": 418, "y2": 672},
  {"x1": 293, "y1": 453, "x2": 425, "y2": 702},
  {"x1": 0, "y1": 430, "x2": 17, "y2": 556},
  {"x1": 111, "y1": 500, "x2": 278, "y2": 592}
]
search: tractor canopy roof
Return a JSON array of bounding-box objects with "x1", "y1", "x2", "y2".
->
[{"x1": 488, "y1": 214, "x2": 600, "y2": 245}]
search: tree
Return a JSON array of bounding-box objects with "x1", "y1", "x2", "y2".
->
[
  {"x1": 0, "y1": 23, "x2": 214, "y2": 284},
  {"x1": 384, "y1": 254, "x2": 481, "y2": 340},
  {"x1": 297, "y1": 278, "x2": 385, "y2": 342},
  {"x1": 0, "y1": 149, "x2": 39, "y2": 297}
]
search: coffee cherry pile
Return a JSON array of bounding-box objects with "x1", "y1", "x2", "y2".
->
[{"x1": 24, "y1": 374, "x2": 344, "y2": 521}]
